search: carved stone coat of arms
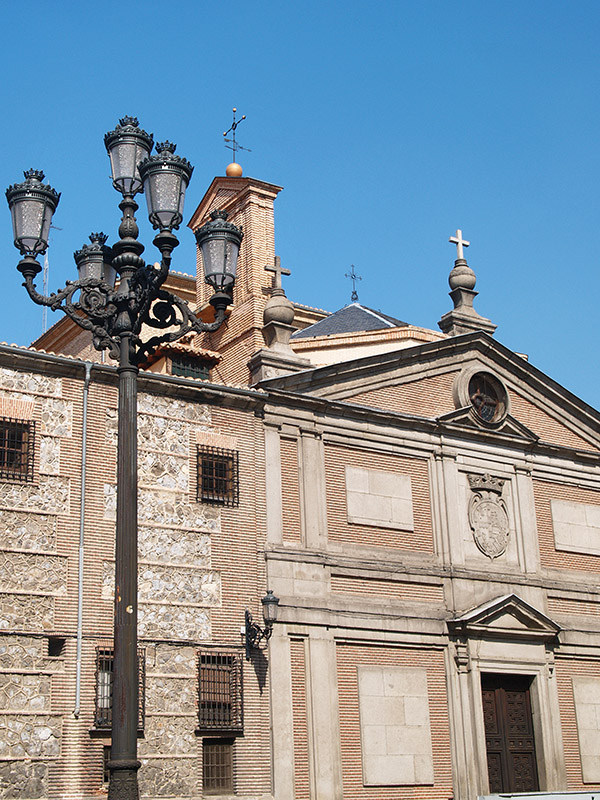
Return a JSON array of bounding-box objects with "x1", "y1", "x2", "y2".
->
[{"x1": 467, "y1": 473, "x2": 510, "y2": 559}]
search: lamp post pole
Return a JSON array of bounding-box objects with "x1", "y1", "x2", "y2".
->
[
  {"x1": 6, "y1": 117, "x2": 243, "y2": 800},
  {"x1": 111, "y1": 339, "x2": 140, "y2": 795}
]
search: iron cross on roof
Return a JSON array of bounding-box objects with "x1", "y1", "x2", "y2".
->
[
  {"x1": 223, "y1": 108, "x2": 251, "y2": 162},
  {"x1": 345, "y1": 264, "x2": 362, "y2": 302},
  {"x1": 265, "y1": 255, "x2": 291, "y2": 290},
  {"x1": 449, "y1": 229, "x2": 470, "y2": 260}
]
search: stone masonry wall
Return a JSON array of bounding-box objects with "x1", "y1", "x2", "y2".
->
[
  {"x1": 103, "y1": 392, "x2": 221, "y2": 643},
  {"x1": 0, "y1": 635, "x2": 64, "y2": 799},
  {"x1": 0, "y1": 359, "x2": 270, "y2": 799},
  {"x1": 0, "y1": 368, "x2": 70, "y2": 797},
  {"x1": 104, "y1": 390, "x2": 227, "y2": 796}
]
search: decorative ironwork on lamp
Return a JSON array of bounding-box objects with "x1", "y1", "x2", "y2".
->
[
  {"x1": 6, "y1": 116, "x2": 243, "y2": 364},
  {"x1": 244, "y1": 590, "x2": 280, "y2": 660}
]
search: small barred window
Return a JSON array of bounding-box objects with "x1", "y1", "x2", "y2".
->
[
  {"x1": 0, "y1": 418, "x2": 34, "y2": 482},
  {"x1": 171, "y1": 355, "x2": 211, "y2": 380},
  {"x1": 197, "y1": 446, "x2": 239, "y2": 507},
  {"x1": 95, "y1": 646, "x2": 146, "y2": 731},
  {"x1": 203, "y1": 738, "x2": 234, "y2": 795},
  {"x1": 198, "y1": 651, "x2": 243, "y2": 733}
]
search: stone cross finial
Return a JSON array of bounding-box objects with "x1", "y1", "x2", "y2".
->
[
  {"x1": 264, "y1": 255, "x2": 291, "y2": 290},
  {"x1": 438, "y1": 226, "x2": 497, "y2": 337},
  {"x1": 449, "y1": 229, "x2": 470, "y2": 260}
]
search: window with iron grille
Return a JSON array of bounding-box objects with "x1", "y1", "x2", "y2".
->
[
  {"x1": 197, "y1": 446, "x2": 239, "y2": 507},
  {"x1": 102, "y1": 745, "x2": 110, "y2": 785},
  {"x1": 203, "y1": 738, "x2": 234, "y2": 795},
  {"x1": 95, "y1": 646, "x2": 146, "y2": 730},
  {"x1": 171, "y1": 355, "x2": 211, "y2": 381},
  {"x1": 198, "y1": 652, "x2": 243, "y2": 733},
  {"x1": 0, "y1": 418, "x2": 34, "y2": 482}
]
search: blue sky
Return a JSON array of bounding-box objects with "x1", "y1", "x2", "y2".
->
[{"x1": 1, "y1": 1, "x2": 599, "y2": 406}]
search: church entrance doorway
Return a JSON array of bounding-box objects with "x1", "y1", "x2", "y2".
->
[{"x1": 481, "y1": 673, "x2": 540, "y2": 794}]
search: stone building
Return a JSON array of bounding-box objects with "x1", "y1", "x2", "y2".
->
[{"x1": 1, "y1": 163, "x2": 600, "y2": 800}]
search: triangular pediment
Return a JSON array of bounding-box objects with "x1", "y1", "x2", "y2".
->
[
  {"x1": 260, "y1": 332, "x2": 600, "y2": 452},
  {"x1": 437, "y1": 407, "x2": 539, "y2": 442},
  {"x1": 448, "y1": 594, "x2": 560, "y2": 642}
]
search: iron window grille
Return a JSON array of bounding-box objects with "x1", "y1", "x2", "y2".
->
[
  {"x1": 171, "y1": 355, "x2": 211, "y2": 380},
  {"x1": 0, "y1": 417, "x2": 34, "y2": 482},
  {"x1": 198, "y1": 651, "x2": 243, "y2": 733},
  {"x1": 95, "y1": 646, "x2": 146, "y2": 731},
  {"x1": 468, "y1": 372, "x2": 506, "y2": 424},
  {"x1": 203, "y1": 738, "x2": 234, "y2": 795},
  {"x1": 197, "y1": 446, "x2": 239, "y2": 507},
  {"x1": 102, "y1": 745, "x2": 110, "y2": 785}
]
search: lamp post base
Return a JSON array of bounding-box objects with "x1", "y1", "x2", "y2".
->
[{"x1": 108, "y1": 759, "x2": 141, "y2": 800}]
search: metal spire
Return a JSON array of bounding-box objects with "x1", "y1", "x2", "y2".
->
[
  {"x1": 223, "y1": 108, "x2": 251, "y2": 163},
  {"x1": 345, "y1": 264, "x2": 362, "y2": 302}
]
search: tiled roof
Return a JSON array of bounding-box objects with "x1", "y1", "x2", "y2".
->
[
  {"x1": 141, "y1": 339, "x2": 221, "y2": 368},
  {"x1": 292, "y1": 303, "x2": 408, "y2": 339}
]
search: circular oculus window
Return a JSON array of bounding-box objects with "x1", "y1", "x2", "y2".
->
[{"x1": 468, "y1": 372, "x2": 507, "y2": 424}]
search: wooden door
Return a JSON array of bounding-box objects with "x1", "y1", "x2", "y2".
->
[{"x1": 481, "y1": 674, "x2": 539, "y2": 794}]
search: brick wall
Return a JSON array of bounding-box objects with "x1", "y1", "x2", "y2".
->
[
  {"x1": 192, "y1": 178, "x2": 281, "y2": 386},
  {"x1": 280, "y1": 437, "x2": 302, "y2": 544},
  {"x1": 547, "y1": 596, "x2": 600, "y2": 617},
  {"x1": 509, "y1": 389, "x2": 597, "y2": 451},
  {"x1": 290, "y1": 637, "x2": 310, "y2": 799},
  {"x1": 193, "y1": 404, "x2": 271, "y2": 798},
  {"x1": 350, "y1": 372, "x2": 458, "y2": 417}
]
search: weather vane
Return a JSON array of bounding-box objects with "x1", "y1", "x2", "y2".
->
[
  {"x1": 345, "y1": 264, "x2": 362, "y2": 302},
  {"x1": 223, "y1": 108, "x2": 251, "y2": 163}
]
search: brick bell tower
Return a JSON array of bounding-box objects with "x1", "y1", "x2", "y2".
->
[{"x1": 187, "y1": 162, "x2": 283, "y2": 386}]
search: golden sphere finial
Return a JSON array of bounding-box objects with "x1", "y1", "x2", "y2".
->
[{"x1": 226, "y1": 162, "x2": 243, "y2": 177}]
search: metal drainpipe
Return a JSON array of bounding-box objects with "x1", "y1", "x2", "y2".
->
[{"x1": 74, "y1": 361, "x2": 92, "y2": 717}]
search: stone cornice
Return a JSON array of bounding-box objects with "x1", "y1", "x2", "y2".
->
[
  {"x1": 0, "y1": 344, "x2": 265, "y2": 412},
  {"x1": 261, "y1": 385, "x2": 600, "y2": 465}
]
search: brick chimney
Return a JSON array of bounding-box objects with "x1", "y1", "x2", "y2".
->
[{"x1": 187, "y1": 176, "x2": 283, "y2": 385}]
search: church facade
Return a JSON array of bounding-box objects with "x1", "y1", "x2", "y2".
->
[{"x1": 0, "y1": 164, "x2": 599, "y2": 800}]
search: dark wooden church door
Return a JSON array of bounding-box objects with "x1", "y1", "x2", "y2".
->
[{"x1": 481, "y1": 674, "x2": 539, "y2": 794}]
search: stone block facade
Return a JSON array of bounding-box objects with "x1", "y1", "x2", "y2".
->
[
  {"x1": 262, "y1": 335, "x2": 600, "y2": 800},
  {"x1": 357, "y1": 666, "x2": 434, "y2": 786}
]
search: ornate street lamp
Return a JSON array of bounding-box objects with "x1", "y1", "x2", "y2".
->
[
  {"x1": 195, "y1": 208, "x2": 242, "y2": 292},
  {"x1": 6, "y1": 116, "x2": 243, "y2": 800},
  {"x1": 6, "y1": 168, "x2": 60, "y2": 257},
  {"x1": 244, "y1": 589, "x2": 280, "y2": 660}
]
